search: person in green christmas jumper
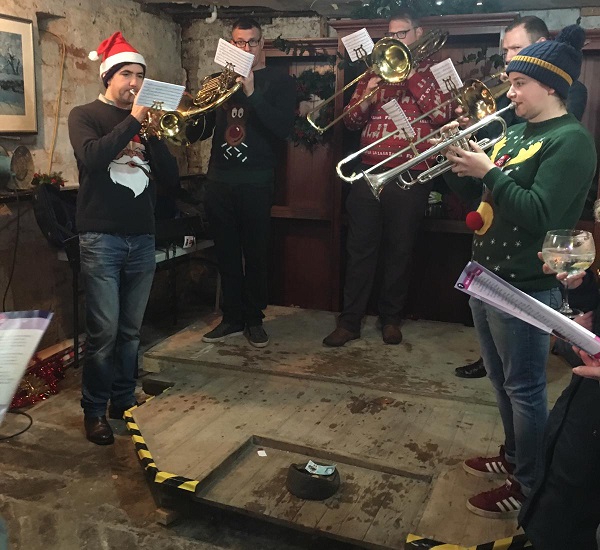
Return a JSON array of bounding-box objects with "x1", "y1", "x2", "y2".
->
[{"x1": 440, "y1": 25, "x2": 597, "y2": 519}]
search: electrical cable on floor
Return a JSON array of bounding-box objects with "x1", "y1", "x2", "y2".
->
[
  {"x1": 2, "y1": 189, "x2": 21, "y2": 312},
  {"x1": 0, "y1": 410, "x2": 33, "y2": 441}
]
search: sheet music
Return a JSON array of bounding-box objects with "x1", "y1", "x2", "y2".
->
[
  {"x1": 0, "y1": 311, "x2": 53, "y2": 423},
  {"x1": 341, "y1": 28, "x2": 374, "y2": 62},
  {"x1": 381, "y1": 99, "x2": 416, "y2": 139},
  {"x1": 214, "y1": 38, "x2": 254, "y2": 78},
  {"x1": 430, "y1": 58, "x2": 463, "y2": 94},
  {"x1": 135, "y1": 78, "x2": 185, "y2": 111},
  {"x1": 455, "y1": 261, "x2": 600, "y2": 357}
]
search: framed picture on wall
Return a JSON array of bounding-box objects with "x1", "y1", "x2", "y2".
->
[{"x1": 0, "y1": 15, "x2": 36, "y2": 133}]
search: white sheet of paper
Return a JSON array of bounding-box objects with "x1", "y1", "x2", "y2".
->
[
  {"x1": 135, "y1": 78, "x2": 185, "y2": 112},
  {"x1": 381, "y1": 99, "x2": 416, "y2": 139},
  {"x1": 455, "y1": 261, "x2": 600, "y2": 357},
  {"x1": 430, "y1": 58, "x2": 463, "y2": 94},
  {"x1": 214, "y1": 38, "x2": 254, "y2": 78},
  {"x1": 0, "y1": 311, "x2": 53, "y2": 424},
  {"x1": 341, "y1": 28, "x2": 374, "y2": 62}
]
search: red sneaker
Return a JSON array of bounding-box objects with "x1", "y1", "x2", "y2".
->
[
  {"x1": 467, "y1": 478, "x2": 525, "y2": 519},
  {"x1": 463, "y1": 445, "x2": 515, "y2": 478}
]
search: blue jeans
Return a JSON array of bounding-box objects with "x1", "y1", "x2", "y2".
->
[
  {"x1": 79, "y1": 232, "x2": 155, "y2": 417},
  {"x1": 469, "y1": 288, "x2": 561, "y2": 492}
]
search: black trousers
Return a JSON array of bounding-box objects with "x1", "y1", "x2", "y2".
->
[
  {"x1": 338, "y1": 173, "x2": 432, "y2": 333},
  {"x1": 205, "y1": 177, "x2": 273, "y2": 326}
]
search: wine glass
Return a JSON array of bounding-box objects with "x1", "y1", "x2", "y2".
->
[{"x1": 541, "y1": 229, "x2": 596, "y2": 317}]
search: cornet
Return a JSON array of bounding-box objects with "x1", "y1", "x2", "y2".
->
[
  {"x1": 336, "y1": 75, "x2": 511, "y2": 187},
  {"x1": 363, "y1": 103, "x2": 515, "y2": 197},
  {"x1": 306, "y1": 29, "x2": 448, "y2": 134}
]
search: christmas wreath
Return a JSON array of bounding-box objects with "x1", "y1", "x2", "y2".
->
[{"x1": 290, "y1": 69, "x2": 335, "y2": 150}]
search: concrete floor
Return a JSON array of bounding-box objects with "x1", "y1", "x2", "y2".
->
[{"x1": 0, "y1": 301, "x2": 572, "y2": 550}]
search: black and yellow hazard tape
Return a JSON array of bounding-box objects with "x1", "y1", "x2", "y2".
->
[
  {"x1": 406, "y1": 533, "x2": 532, "y2": 549},
  {"x1": 124, "y1": 396, "x2": 199, "y2": 494}
]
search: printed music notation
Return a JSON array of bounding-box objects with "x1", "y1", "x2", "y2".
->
[
  {"x1": 341, "y1": 28, "x2": 375, "y2": 62},
  {"x1": 214, "y1": 38, "x2": 254, "y2": 78},
  {"x1": 430, "y1": 58, "x2": 464, "y2": 94},
  {"x1": 455, "y1": 261, "x2": 600, "y2": 357},
  {"x1": 0, "y1": 311, "x2": 53, "y2": 423},
  {"x1": 381, "y1": 99, "x2": 416, "y2": 139},
  {"x1": 136, "y1": 78, "x2": 186, "y2": 111}
]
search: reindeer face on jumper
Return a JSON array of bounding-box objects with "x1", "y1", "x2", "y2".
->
[{"x1": 220, "y1": 103, "x2": 249, "y2": 162}]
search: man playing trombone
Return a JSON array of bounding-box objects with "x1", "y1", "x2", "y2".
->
[{"x1": 323, "y1": 9, "x2": 453, "y2": 347}]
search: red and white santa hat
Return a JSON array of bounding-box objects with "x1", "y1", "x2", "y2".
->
[{"x1": 88, "y1": 31, "x2": 146, "y2": 77}]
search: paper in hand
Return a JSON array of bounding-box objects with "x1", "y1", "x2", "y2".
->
[
  {"x1": 135, "y1": 78, "x2": 185, "y2": 112},
  {"x1": 430, "y1": 58, "x2": 463, "y2": 94},
  {"x1": 0, "y1": 311, "x2": 53, "y2": 424},
  {"x1": 382, "y1": 99, "x2": 416, "y2": 139},
  {"x1": 341, "y1": 29, "x2": 375, "y2": 62},
  {"x1": 455, "y1": 261, "x2": 600, "y2": 357},
  {"x1": 214, "y1": 38, "x2": 254, "y2": 78}
]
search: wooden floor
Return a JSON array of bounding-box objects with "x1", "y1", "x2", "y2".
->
[{"x1": 134, "y1": 306, "x2": 572, "y2": 549}]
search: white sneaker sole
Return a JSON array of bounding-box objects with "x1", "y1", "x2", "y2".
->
[{"x1": 463, "y1": 461, "x2": 512, "y2": 479}]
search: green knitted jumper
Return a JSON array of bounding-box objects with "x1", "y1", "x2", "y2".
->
[{"x1": 445, "y1": 113, "x2": 597, "y2": 291}]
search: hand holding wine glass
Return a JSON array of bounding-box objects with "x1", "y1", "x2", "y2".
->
[{"x1": 541, "y1": 229, "x2": 595, "y2": 317}]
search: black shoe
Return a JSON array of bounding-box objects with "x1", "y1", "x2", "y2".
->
[
  {"x1": 382, "y1": 324, "x2": 403, "y2": 345},
  {"x1": 84, "y1": 415, "x2": 114, "y2": 445},
  {"x1": 108, "y1": 401, "x2": 139, "y2": 420},
  {"x1": 455, "y1": 357, "x2": 486, "y2": 378},
  {"x1": 202, "y1": 321, "x2": 244, "y2": 343},
  {"x1": 246, "y1": 325, "x2": 269, "y2": 348}
]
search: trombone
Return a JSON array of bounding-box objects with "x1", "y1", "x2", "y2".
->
[
  {"x1": 306, "y1": 29, "x2": 448, "y2": 134},
  {"x1": 363, "y1": 102, "x2": 515, "y2": 197},
  {"x1": 336, "y1": 76, "x2": 511, "y2": 187}
]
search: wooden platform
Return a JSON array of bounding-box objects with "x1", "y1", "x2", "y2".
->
[{"x1": 133, "y1": 306, "x2": 572, "y2": 548}]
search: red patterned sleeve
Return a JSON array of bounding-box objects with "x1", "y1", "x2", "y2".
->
[
  {"x1": 406, "y1": 65, "x2": 454, "y2": 125},
  {"x1": 343, "y1": 73, "x2": 373, "y2": 131}
]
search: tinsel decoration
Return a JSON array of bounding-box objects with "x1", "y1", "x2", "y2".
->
[
  {"x1": 290, "y1": 70, "x2": 336, "y2": 150},
  {"x1": 350, "y1": 0, "x2": 501, "y2": 19},
  {"x1": 10, "y1": 342, "x2": 85, "y2": 409}
]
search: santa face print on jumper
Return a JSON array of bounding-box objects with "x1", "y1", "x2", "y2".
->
[
  {"x1": 108, "y1": 135, "x2": 150, "y2": 197},
  {"x1": 221, "y1": 102, "x2": 249, "y2": 163}
]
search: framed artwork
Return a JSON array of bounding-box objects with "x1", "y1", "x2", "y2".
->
[{"x1": 0, "y1": 16, "x2": 36, "y2": 133}]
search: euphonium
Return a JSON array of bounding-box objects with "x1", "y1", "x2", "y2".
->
[
  {"x1": 158, "y1": 65, "x2": 241, "y2": 145},
  {"x1": 306, "y1": 29, "x2": 449, "y2": 134}
]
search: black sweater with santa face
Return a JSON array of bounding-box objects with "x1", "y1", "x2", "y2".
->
[{"x1": 68, "y1": 99, "x2": 169, "y2": 235}]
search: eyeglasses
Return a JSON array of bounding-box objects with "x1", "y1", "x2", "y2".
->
[
  {"x1": 384, "y1": 29, "x2": 414, "y2": 40},
  {"x1": 232, "y1": 38, "x2": 261, "y2": 48}
]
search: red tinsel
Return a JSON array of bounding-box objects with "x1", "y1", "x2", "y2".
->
[{"x1": 10, "y1": 343, "x2": 85, "y2": 410}]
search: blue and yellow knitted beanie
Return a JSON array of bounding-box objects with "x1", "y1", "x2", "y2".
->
[{"x1": 506, "y1": 24, "x2": 585, "y2": 99}]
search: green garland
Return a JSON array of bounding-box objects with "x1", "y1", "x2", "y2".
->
[
  {"x1": 290, "y1": 70, "x2": 335, "y2": 150},
  {"x1": 350, "y1": 0, "x2": 501, "y2": 19}
]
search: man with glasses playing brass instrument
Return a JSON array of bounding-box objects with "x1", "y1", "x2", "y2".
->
[
  {"x1": 323, "y1": 9, "x2": 453, "y2": 347},
  {"x1": 68, "y1": 32, "x2": 179, "y2": 445},
  {"x1": 441, "y1": 25, "x2": 596, "y2": 520},
  {"x1": 187, "y1": 18, "x2": 295, "y2": 348}
]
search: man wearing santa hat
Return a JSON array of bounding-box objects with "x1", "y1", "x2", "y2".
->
[{"x1": 68, "y1": 32, "x2": 179, "y2": 445}]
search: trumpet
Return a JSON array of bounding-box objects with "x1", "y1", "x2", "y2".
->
[
  {"x1": 306, "y1": 29, "x2": 448, "y2": 134},
  {"x1": 362, "y1": 102, "x2": 515, "y2": 197},
  {"x1": 336, "y1": 75, "x2": 511, "y2": 186}
]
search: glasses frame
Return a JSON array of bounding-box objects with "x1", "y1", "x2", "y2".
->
[
  {"x1": 232, "y1": 37, "x2": 262, "y2": 49},
  {"x1": 384, "y1": 29, "x2": 414, "y2": 40}
]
